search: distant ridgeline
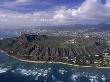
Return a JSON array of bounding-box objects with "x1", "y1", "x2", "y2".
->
[{"x1": 0, "y1": 33, "x2": 110, "y2": 67}]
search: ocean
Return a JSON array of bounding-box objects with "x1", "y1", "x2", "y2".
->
[{"x1": 0, "y1": 52, "x2": 110, "y2": 82}]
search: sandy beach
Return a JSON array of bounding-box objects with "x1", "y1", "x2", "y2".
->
[
  {"x1": 7, "y1": 55, "x2": 110, "y2": 69},
  {"x1": 1, "y1": 50, "x2": 110, "y2": 69}
]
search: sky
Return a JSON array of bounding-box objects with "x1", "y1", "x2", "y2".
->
[{"x1": 0, "y1": 0, "x2": 110, "y2": 29}]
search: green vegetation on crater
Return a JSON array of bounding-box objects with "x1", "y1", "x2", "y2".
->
[{"x1": 0, "y1": 33, "x2": 110, "y2": 67}]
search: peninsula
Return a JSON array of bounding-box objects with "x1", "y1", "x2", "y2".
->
[{"x1": 0, "y1": 33, "x2": 110, "y2": 67}]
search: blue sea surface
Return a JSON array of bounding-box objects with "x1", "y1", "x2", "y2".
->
[
  {"x1": 0, "y1": 31, "x2": 110, "y2": 82},
  {"x1": 0, "y1": 52, "x2": 110, "y2": 82}
]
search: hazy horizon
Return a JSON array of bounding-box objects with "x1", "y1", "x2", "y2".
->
[{"x1": 0, "y1": 0, "x2": 109, "y2": 29}]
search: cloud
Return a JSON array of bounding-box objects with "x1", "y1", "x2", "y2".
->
[
  {"x1": 0, "y1": 0, "x2": 110, "y2": 29},
  {"x1": 15, "y1": 0, "x2": 33, "y2": 3},
  {"x1": 0, "y1": 0, "x2": 35, "y2": 11},
  {"x1": 0, "y1": 9, "x2": 54, "y2": 28},
  {"x1": 106, "y1": 0, "x2": 110, "y2": 7},
  {"x1": 53, "y1": 0, "x2": 110, "y2": 24}
]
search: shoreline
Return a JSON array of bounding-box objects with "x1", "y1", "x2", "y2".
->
[{"x1": 1, "y1": 50, "x2": 110, "y2": 69}]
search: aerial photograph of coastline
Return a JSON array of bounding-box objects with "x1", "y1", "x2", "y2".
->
[{"x1": 0, "y1": 0, "x2": 110, "y2": 82}]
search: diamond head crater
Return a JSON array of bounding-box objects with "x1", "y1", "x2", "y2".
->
[{"x1": 0, "y1": 30, "x2": 110, "y2": 67}]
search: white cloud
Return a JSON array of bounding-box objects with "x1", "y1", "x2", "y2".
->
[
  {"x1": 16, "y1": 0, "x2": 33, "y2": 3},
  {"x1": 0, "y1": 0, "x2": 35, "y2": 9},
  {"x1": 0, "y1": 0, "x2": 110, "y2": 29},
  {"x1": 106, "y1": 0, "x2": 110, "y2": 7},
  {"x1": 52, "y1": 0, "x2": 110, "y2": 24},
  {"x1": 0, "y1": 9, "x2": 54, "y2": 28}
]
